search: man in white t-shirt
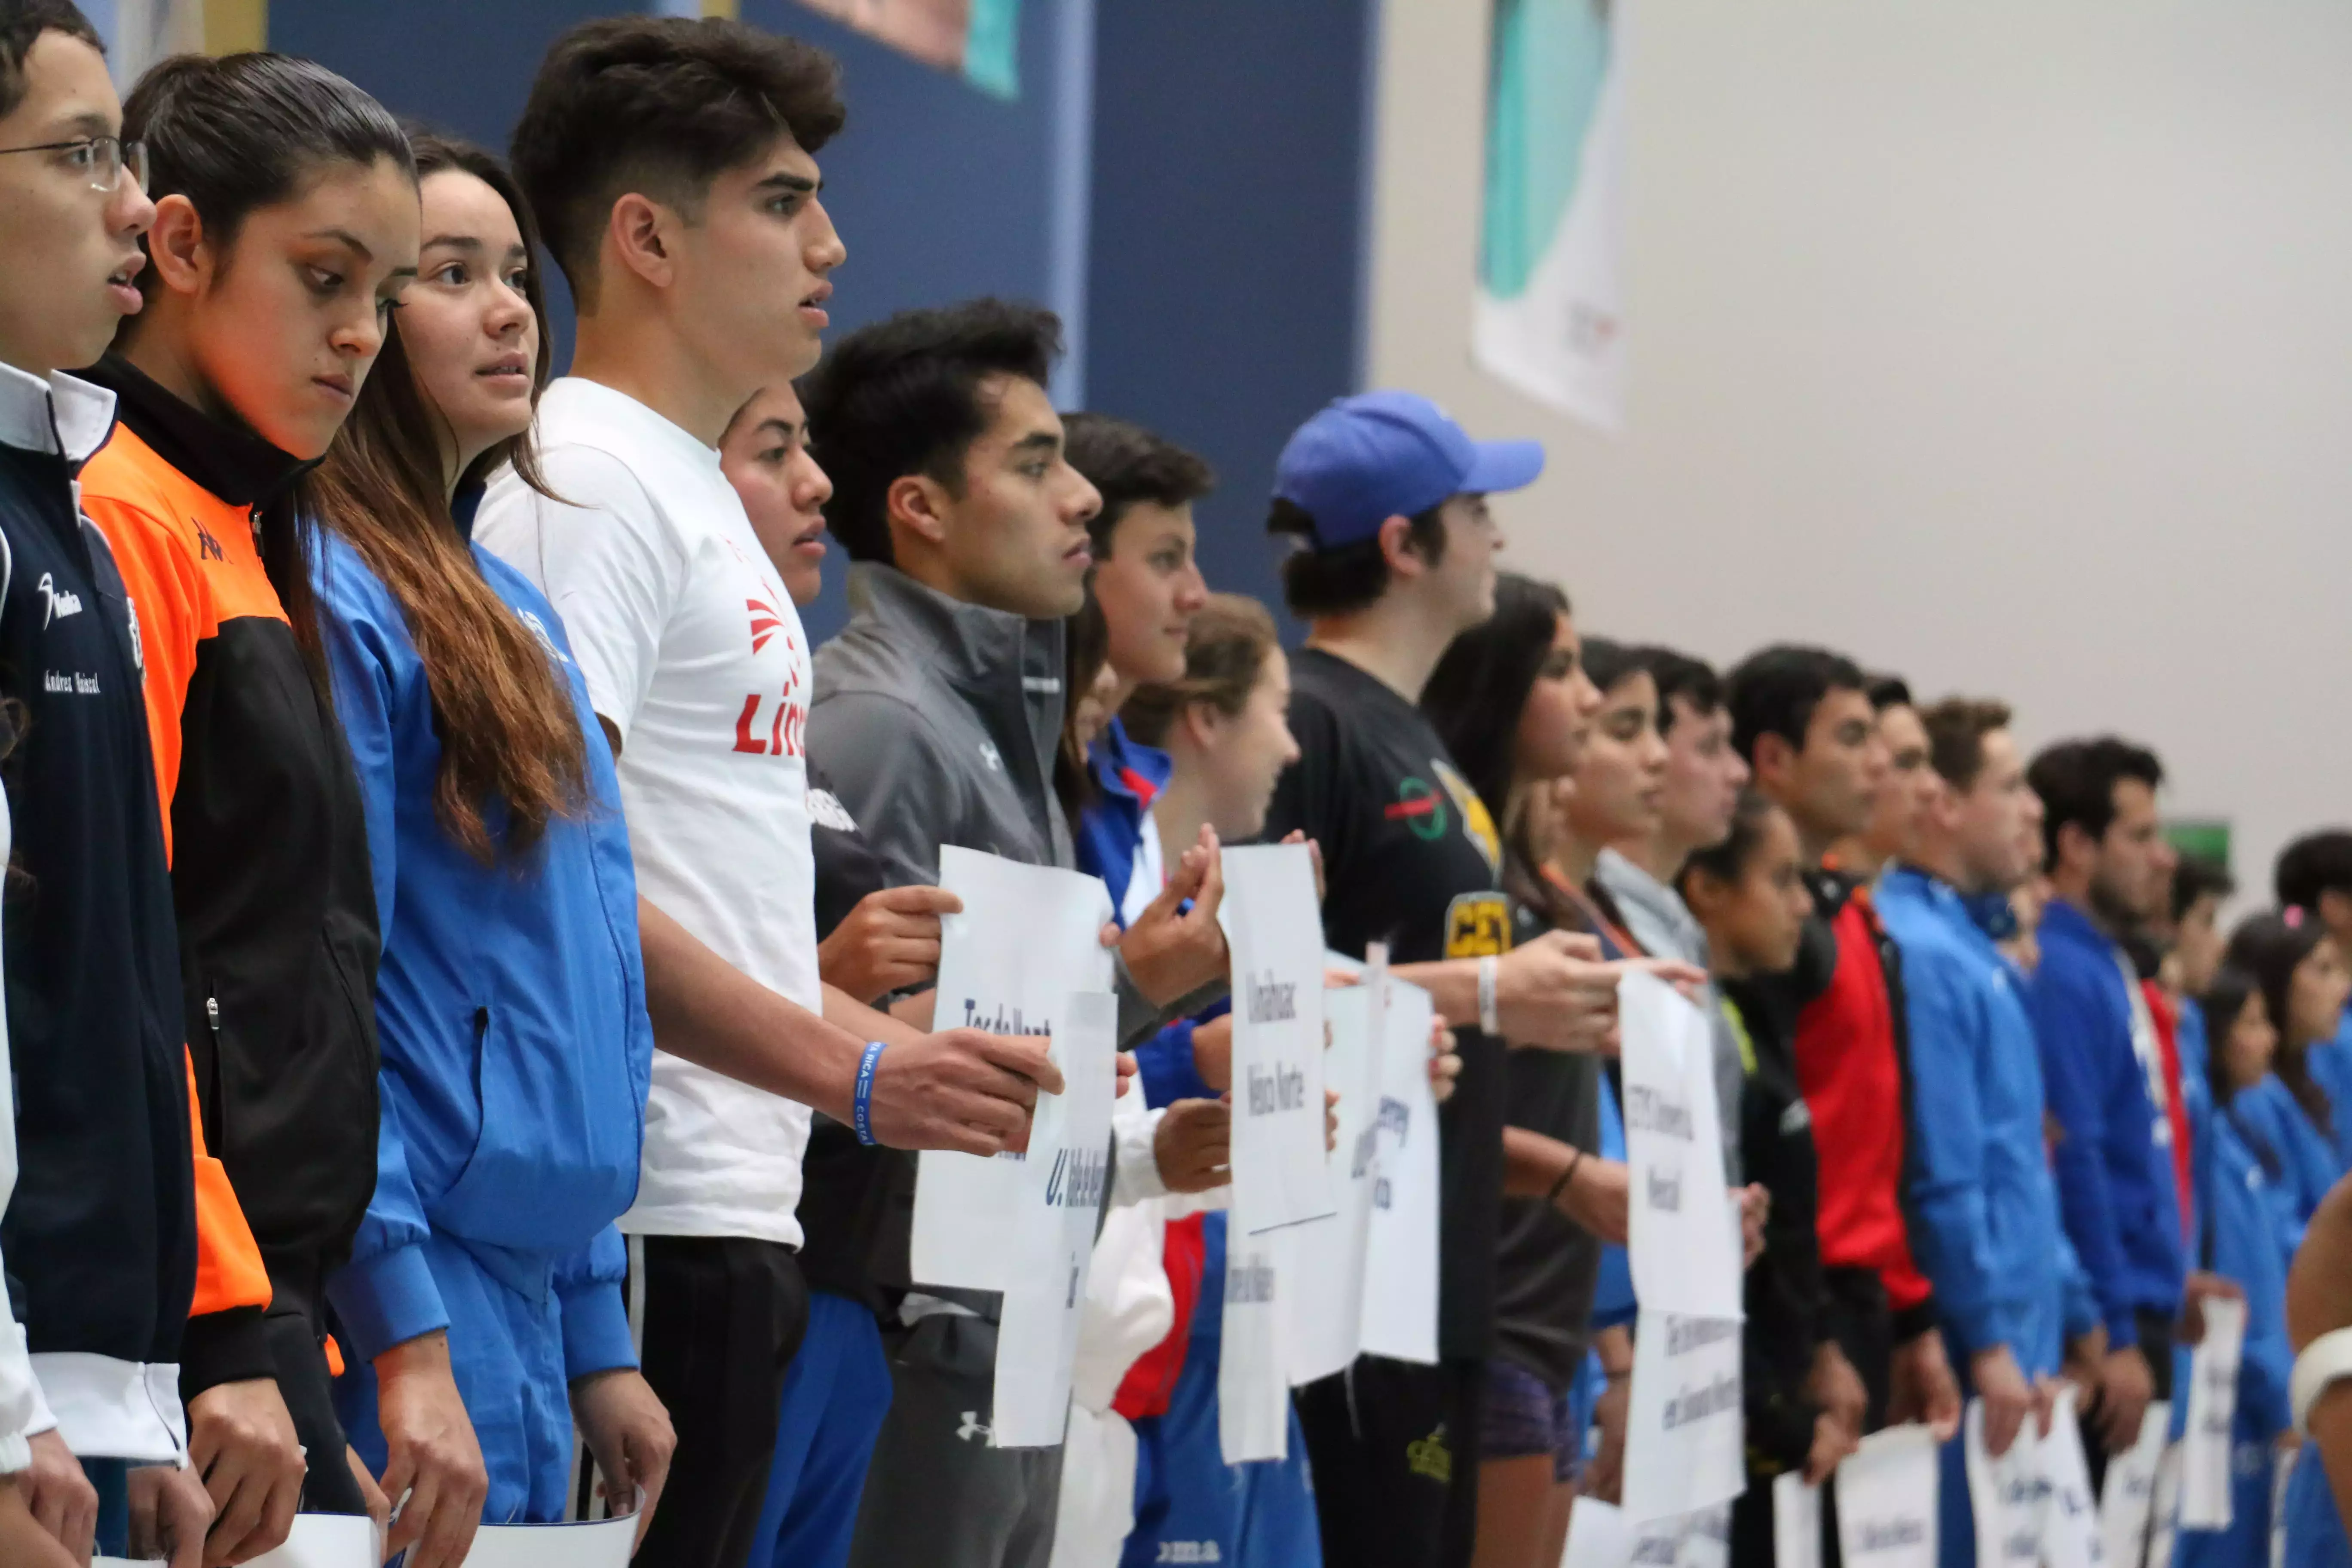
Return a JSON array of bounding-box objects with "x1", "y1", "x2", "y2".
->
[{"x1": 482, "y1": 21, "x2": 1062, "y2": 1568}]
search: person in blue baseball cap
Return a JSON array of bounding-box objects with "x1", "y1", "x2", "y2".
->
[{"x1": 1260, "y1": 392, "x2": 1685, "y2": 1568}]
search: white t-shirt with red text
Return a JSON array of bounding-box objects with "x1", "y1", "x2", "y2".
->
[{"x1": 476, "y1": 377, "x2": 818, "y2": 1245}]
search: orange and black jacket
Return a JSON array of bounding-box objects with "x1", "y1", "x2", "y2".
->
[
  {"x1": 78, "y1": 357, "x2": 381, "y2": 1392},
  {"x1": 0, "y1": 367, "x2": 271, "y2": 1431}
]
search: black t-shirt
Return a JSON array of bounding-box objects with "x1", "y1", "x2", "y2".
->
[
  {"x1": 1489, "y1": 870, "x2": 1603, "y2": 1390},
  {"x1": 1261, "y1": 648, "x2": 1513, "y2": 1361},
  {"x1": 794, "y1": 772, "x2": 900, "y2": 1310}
]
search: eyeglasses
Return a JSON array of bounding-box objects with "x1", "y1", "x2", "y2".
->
[{"x1": 0, "y1": 135, "x2": 147, "y2": 193}]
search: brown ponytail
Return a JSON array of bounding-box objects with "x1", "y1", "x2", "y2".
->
[{"x1": 1122, "y1": 594, "x2": 1280, "y2": 748}]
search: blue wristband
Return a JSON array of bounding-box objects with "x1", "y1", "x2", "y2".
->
[{"x1": 853, "y1": 1040, "x2": 887, "y2": 1146}]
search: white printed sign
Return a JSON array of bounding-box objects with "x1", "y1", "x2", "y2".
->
[
  {"x1": 1359, "y1": 978, "x2": 1440, "y2": 1366},
  {"x1": 1285, "y1": 955, "x2": 1385, "y2": 1386},
  {"x1": 1772, "y1": 1472, "x2": 1822, "y2": 1568},
  {"x1": 1219, "y1": 1227, "x2": 1290, "y2": 1463},
  {"x1": 460, "y1": 1512, "x2": 640, "y2": 1568},
  {"x1": 1219, "y1": 844, "x2": 1336, "y2": 1235},
  {"x1": 1621, "y1": 1311, "x2": 1745, "y2": 1525},
  {"x1": 1620, "y1": 972, "x2": 1740, "y2": 1320},
  {"x1": 2041, "y1": 1386, "x2": 2106, "y2": 1568},
  {"x1": 1628, "y1": 1504, "x2": 1730, "y2": 1567},
  {"x1": 992, "y1": 990, "x2": 1118, "y2": 1448},
  {"x1": 2099, "y1": 1399, "x2": 2171, "y2": 1568},
  {"x1": 1562, "y1": 1496, "x2": 1633, "y2": 1568},
  {"x1": 2179, "y1": 1298, "x2": 2246, "y2": 1530},
  {"x1": 101, "y1": 1513, "x2": 386, "y2": 1568},
  {"x1": 2146, "y1": 1440, "x2": 2182, "y2": 1568},
  {"x1": 1834, "y1": 1423, "x2": 1939, "y2": 1568},
  {"x1": 911, "y1": 848, "x2": 1114, "y2": 1291},
  {"x1": 1964, "y1": 1395, "x2": 2043, "y2": 1568}
]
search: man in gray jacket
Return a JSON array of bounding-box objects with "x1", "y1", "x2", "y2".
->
[
  {"x1": 802, "y1": 299, "x2": 1228, "y2": 1568},
  {"x1": 1593, "y1": 645, "x2": 1752, "y2": 1176}
]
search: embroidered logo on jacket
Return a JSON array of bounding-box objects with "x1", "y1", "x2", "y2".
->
[{"x1": 34, "y1": 572, "x2": 81, "y2": 626}]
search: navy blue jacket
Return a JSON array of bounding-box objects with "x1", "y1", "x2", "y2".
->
[
  {"x1": 2027, "y1": 897, "x2": 2185, "y2": 1340},
  {"x1": 315, "y1": 527, "x2": 648, "y2": 1378}
]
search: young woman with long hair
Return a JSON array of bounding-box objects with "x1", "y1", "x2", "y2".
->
[
  {"x1": 76, "y1": 49, "x2": 417, "y2": 1550},
  {"x1": 2223, "y1": 913, "x2": 2351, "y2": 1230},
  {"x1": 305, "y1": 132, "x2": 672, "y2": 1567},
  {"x1": 1420, "y1": 571, "x2": 1629, "y2": 1568}
]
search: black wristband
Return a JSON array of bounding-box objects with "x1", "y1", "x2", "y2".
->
[{"x1": 1548, "y1": 1148, "x2": 1586, "y2": 1210}]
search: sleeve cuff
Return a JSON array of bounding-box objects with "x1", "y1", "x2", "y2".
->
[
  {"x1": 559, "y1": 1279, "x2": 637, "y2": 1383},
  {"x1": 1112, "y1": 1106, "x2": 1171, "y2": 1208},
  {"x1": 177, "y1": 1305, "x2": 276, "y2": 1402},
  {"x1": 325, "y1": 1243, "x2": 453, "y2": 1366}
]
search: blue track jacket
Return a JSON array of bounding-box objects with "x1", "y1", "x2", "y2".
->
[
  {"x1": 2226, "y1": 1075, "x2": 2338, "y2": 1250},
  {"x1": 1878, "y1": 870, "x2": 2077, "y2": 1373},
  {"x1": 2315, "y1": 1014, "x2": 2352, "y2": 1169},
  {"x1": 2027, "y1": 898, "x2": 2185, "y2": 1343},
  {"x1": 315, "y1": 528, "x2": 650, "y2": 1378}
]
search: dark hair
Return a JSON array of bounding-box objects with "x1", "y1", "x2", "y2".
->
[
  {"x1": 1062, "y1": 413, "x2": 1213, "y2": 556},
  {"x1": 120, "y1": 51, "x2": 414, "y2": 688},
  {"x1": 1865, "y1": 673, "x2": 1914, "y2": 713},
  {"x1": 2224, "y1": 911, "x2": 2334, "y2": 1139},
  {"x1": 2173, "y1": 854, "x2": 2236, "y2": 925},
  {"x1": 1678, "y1": 789, "x2": 1785, "y2": 898},
  {"x1": 309, "y1": 130, "x2": 588, "y2": 862},
  {"x1": 1580, "y1": 635, "x2": 1645, "y2": 698},
  {"x1": 1268, "y1": 496, "x2": 1447, "y2": 619},
  {"x1": 2025, "y1": 737, "x2": 2164, "y2": 873},
  {"x1": 0, "y1": 0, "x2": 100, "y2": 118},
  {"x1": 1725, "y1": 644, "x2": 1867, "y2": 766},
  {"x1": 2276, "y1": 830, "x2": 2352, "y2": 913},
  {"x1": 1638, "y1": 646, "x2": 1721, "y2": 739},
  {"x1": 1421, "y1": 573, "x2": 1570, "y2": 861},
  {"x1": 1123, "y1": 594, "x2": 1281, "y2": 748},
  {"x1": 512, "y1": 15, "x2": 844, "y2": 311},
  {"x1": 1917, "y1": 696, "x2": 2012, "y2": 790},
  {"x1": 1054, "y1": 582, "x2": 1110, "y2": 831},
  {"x1": 800, "y1": 298, "x2": 1063, "y2": 568},
  {"x1": 2199, "y1": 966, "x2": 2269, "y2": 1118}
]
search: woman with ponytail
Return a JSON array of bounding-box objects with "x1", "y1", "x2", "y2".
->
[
  {"x1": 306, "y1": 133, "x2": 671, "y2": 1566},
  {"x1": 75, "y1": 49, "x2": 417, "y2": 1552}
]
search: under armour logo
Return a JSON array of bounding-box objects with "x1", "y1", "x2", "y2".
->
[
  {"x1": 978, "y1": 741, "x2": 1002, "y2": 772},
  {"x1": 34, "y1": 573, "x2": 82, "y2": 626},
  {"x1": 956, "y1": 1411, "x2": 992, "y2": 1444}
]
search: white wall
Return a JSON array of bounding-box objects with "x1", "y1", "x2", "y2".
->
[{"x1": 1367, "y1": 0, "x2": 2352, "y2": 901}]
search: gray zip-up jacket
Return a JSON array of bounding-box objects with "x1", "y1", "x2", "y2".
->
[
  {"x1": 1594, "y1": 846, "x2": 1744, "y2": 1182},
  {"x1": 809, "y1": 563, "x2": 1197, "y2": 1044}
]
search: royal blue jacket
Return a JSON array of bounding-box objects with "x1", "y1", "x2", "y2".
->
[
  {"x1": 1879, "y1": 869, "x2": 2075, "y2": 1373},
  {"x1": 2309, "y1": 1014, "x2": 2352, "y2": 1170},
  {"x1": 315, "y1": 526, "x2": 650, "y2": 1379},
  {"x1": 2202, "y1": 1113, "x2": 2293, "y2": 1443},
  {"x1": 2027, "y1": 898, "x2": 2185, "y2": 1341},
  {"x1": 2226, "y1": 1074, "x2": 2339, "y2": 1252}
]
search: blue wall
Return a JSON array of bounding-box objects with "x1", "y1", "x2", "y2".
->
[{"x1": 1086, "y1": 0, "x2": 1376, "y2": 634}]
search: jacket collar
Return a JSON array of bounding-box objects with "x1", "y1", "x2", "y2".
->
[
  {"x1": 2038, "y1": 895, "x2": 2109, "y2": 953},
  {"x1": 80, "y1": 354, "x2": 315, "y2": 507},
  {"x1": 1089, "y1": 716, "x2": 1171, "y2": 808},
  {"x1": 0, "y1": 360, "x2": 116, "y2": 466},
  {"x1": 845, "y1": 561, "x2": 1066, "y2": 710}
]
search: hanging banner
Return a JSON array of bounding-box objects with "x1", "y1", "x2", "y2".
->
[
  {"x1": 1474, "y1": 0, "x2": 1628, "y2": 432},
  {"x1": 1964, "y1": 1396, "x2": 2043, "y2": 1568},
  {"x1": 1833, "y1": 1424, "x2": 1939, "y2": 1568},
  {"x1": 2179, "y1": 1297, "x2": 2246, "y2": 1530},
  {"x1": 910, "y1": 848, "x2": 1114, "y2": 1292},
  {"x1": 1359, "y1": 978, "x2": 1441, "y2": 1365},
  {"x1": 1620, "y1": 972, "x2": 1740, "y2": 1320},
  {"x1": 2099, "y1": 1400, "x2": 2171, "y2": 1568},
  {"x1": 1772, "y1": 1473, "x2": 1822, "y2": 1568},
  {"x1": 1219, "y1": 844, "x2": 1336, "y2": 1236},
  {"x1": 1286, "y1": 952, "x2": 1386, "y2": 1385},
  {"x1": 1621, "y1": 1311, "x2": 1745, "y2": 1525},
  {"x1": 790, "y1": 0, "x2": 1022, "y2": 99},
  {"x1": 2040, "y1": 1387, "x2": 2106, "y2": 1568},
  {"x1": 992, "y1": 990, "x2": 1118, "y2": 1448}
]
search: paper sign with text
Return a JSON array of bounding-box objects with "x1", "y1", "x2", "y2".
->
[
  {"x1": 2179, "y1": 1297, "x2": 2246, "y2": 1529},
  {"x1": 2099, "y1": 1398, "x2": 2170, "y2": 1568},
  {"x1": 1561, "y1": 1497, "x2": 1632, "y2": 1568},
  {"x1": 992, "y1": 990, "x2": 1118, "y2": 1448},
  {"x1": 1834, "y1": 1423, "x2": 1939, "y2": 1568},
  {"x1": 2041, "y1": 1385, "x2": 2106, "y2": 1568},
  {"x1": 1286, "y1": 953, "x2": 1386, "y2": 1385},
  {"x1": 1359, "y1": 977, "x2": 1441, "y2": 1365},
  {"x1": 1622, "y1": 1311, "x2": 1745, "y2": 1524},
  {"x1": 1620, "y1": 972, "x2": 1741, "y2": 1319},
  {"x1": 911, "y1": 848, "x2": 1114, "y2": 1292},
  {"x1": 1964, "y1": 1394, "x2": 2043, "y2": 1568},
  {"x1": 1219, "y1": 844, "x2": 1336, "y2": 1234},
  {"x1": 1220, "y1": 1225, "x2": 1291, "y2": 1463},
  {"x1": 1773, "y1": 1473, "x2": 1822, "y2": 1568}
]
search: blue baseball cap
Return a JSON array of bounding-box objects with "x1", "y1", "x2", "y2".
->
[{"x1": 1272, "y1": 391, "x2": 1546, "y2": 549}]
